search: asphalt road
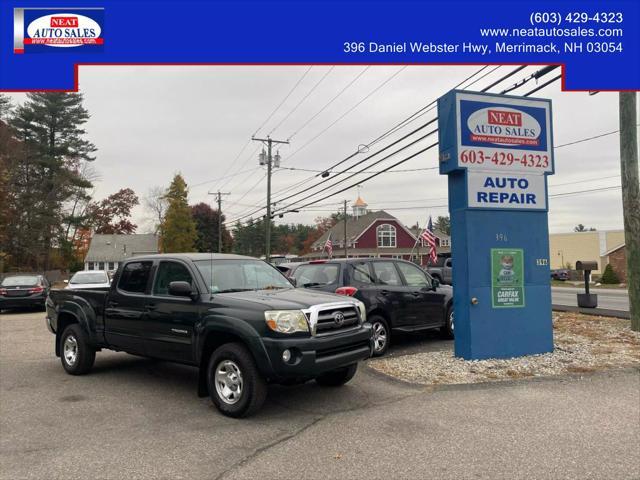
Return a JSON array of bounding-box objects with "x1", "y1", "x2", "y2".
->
[
  {"x1": 1, "y1": 310, "x2": 639, "y2": 480},
  {"x1": 552, "y1": 286, "x2": 630, "y2": 311}
]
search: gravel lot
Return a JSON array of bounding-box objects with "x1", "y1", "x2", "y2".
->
[{"x1": 369, "y1": 312, "x2": 640, "y2": 385}]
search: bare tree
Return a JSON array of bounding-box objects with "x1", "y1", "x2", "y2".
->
[{"x1": 143, "y1": 185, "x2": 168, "y2": 234}]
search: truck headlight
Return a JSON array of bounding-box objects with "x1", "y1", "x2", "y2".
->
[
  {"x1": 354, "y1": 300, "x2": 367, "y2": 323},
  {"x1": 264, "y1": 310, "x2": 309, "y2": 334}
]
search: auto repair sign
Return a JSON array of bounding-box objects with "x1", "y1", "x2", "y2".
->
[
  {"x1": 467, "y1": 171, "x2": 547, "y2": 210},
  {"x1": 453, "y1": 91, "x2": 553, "y2": 174},
  {"x1": 14, "y1": 8, "x2": 104, "y2": 54}
]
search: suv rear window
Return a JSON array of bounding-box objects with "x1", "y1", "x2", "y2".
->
[{"x1": 292, "y1": 263, "x2": 340, "y2": 287}]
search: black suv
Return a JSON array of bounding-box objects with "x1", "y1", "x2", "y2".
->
[{"x1": 291, "y1": 258, "x2": 454, "y2": 355}]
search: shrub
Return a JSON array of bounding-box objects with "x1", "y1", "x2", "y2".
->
[{"x1": 601, "y1": 264, "x2": 620, "y2": 284}]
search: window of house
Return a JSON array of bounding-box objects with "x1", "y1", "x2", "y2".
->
[
  {"x1": 87, "y1": 262, "x2": 95, "y2": 270},
  {"x1": 98, "y1": 262, "x2": 105, "y2": 271},
  {"x1": 108, "y1": 262, "x2": 115, "y2": 271},
  {"x1": 377, "y1": 224, "x2": 396, "y2": 248},
  {"x1": 117, "y1": 261, "x2": 153, "y2": 294},
  {"x1": 440, "y1": 238, "x2": 450, "y2": 247}
]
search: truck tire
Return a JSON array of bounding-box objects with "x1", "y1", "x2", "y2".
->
[
  {"x1": 315, "y1": 363, "x2": 358, "y2": 387},
  {"x1": 370, "y1": 315, "x2": 390, "y2": 356},
  {"x1": 207, "y1": 343, "x2": 267, "y2": 418},
  {"x1": 60, "y1": 324, "x2": 96, "y2": 375},
  {"x1": 440, "y1": 306, "x2": 454, "y2": 339}
]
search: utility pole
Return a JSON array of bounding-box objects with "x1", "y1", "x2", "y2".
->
[
  {"x1": 343, "y1": 200, "x2": 348, "y2": 259},
  {"x1": 209, "y1": 191, "x2": 230, "y2": 253},
  {"x1": 619, "y1": 92, "x2": 639, "y2": 331},
  {"x1": 251, "y1": 136, "x2": 289, "y2": 262}
]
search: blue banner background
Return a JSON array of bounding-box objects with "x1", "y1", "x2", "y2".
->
[{"x1": 1, "y1": 0, "x2": 638, "y2": 91}]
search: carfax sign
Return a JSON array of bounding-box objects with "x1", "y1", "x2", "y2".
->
[
  {"x1": 438, "y1": 89, "x2": 554, "y2": 360},
  {"x1": 491, "y1": 248, "x2": 525, "y2": 308},
  {"x1": 13, "y1": 8, "x2": 104, "y2": 54}
]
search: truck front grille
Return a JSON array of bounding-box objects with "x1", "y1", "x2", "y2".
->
[{"x1": 314, "y1": 306, "x2": 360, "y2": 335}]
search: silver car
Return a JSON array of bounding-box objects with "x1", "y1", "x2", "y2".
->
[{"x1": 65, "y1": 270, "x2": 111, "y2": 290}]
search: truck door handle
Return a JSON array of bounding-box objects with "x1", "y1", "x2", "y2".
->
[
  {"x1": 380, "y1": 290, "x2": 389, "y2": 296},
  {"x1": 145, "y1": 304, "x2": 157, "y2": 311},
  {"x1": 411, "y1": 292, "x2": 422, "y2": 297},
  {"x1": 107, "y1": 301, "x2": 118, "y2": 308}
]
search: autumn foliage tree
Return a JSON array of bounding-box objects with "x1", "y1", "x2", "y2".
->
[
  {"x1": 88, "y1": 188, "x2": 140, "y2": 234},
  {"x1": 160, "y1": 174, "x2": 197, "y2": 253}
]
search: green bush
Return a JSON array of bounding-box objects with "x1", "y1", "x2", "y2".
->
[{"x1": 601, "y1": 264, "x2": 620, "y2": 284}]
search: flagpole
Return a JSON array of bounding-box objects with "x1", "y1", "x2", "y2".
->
[{"x1": 409, "y1": 222, "x2": 421, "y2": 263}]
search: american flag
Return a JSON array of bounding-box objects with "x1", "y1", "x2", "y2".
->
[
  {"x1": 324, "y1": 233, "x2": 333, "y2": 258},
  {"x1": 420, "y1": 217, "x2": 438, "y2": 265}
]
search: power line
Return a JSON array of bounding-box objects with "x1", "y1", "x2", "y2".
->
[
  {"x1": 252, "y1": 66, "x2": 313, "y2": 137},
  {"x1": 270, "y1": 65, "x2": 527, "y2": 202},
  {"x1": 204, "y1": 67, "x2": 312, "y2": 194},
  {"x1": 191, "y1": 167, "x2": 260, "y2": 189},
  {"x1": 285, "y1": 66, "x2": 407, "y2": 159},
  {"x1": 254, "y1": 185, "x2": 621, "y2": 217},
  {"x1": 225, "y1": 67, "x2": 561, "y2": 226},
  {"x1": 267, "y1": 73, "x2": 563, "y2": 219},
  {"x1": 257, "y1": 67, "x2": 497, "y2": 204},
  {"x1": 500, "y1": 65, "x2": 559, "y2": 94},
  {"x1": 286, "y1": 66, "x2": 371, "y2": 141},
  {"x1": 266, "y1": 66, "x2": 335, "y2": 137}
]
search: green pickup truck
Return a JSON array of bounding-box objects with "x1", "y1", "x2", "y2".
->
[{"x1": 46, "y1": 253, "x2": 373, "y2": 417}]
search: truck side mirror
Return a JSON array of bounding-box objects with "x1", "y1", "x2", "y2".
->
[
  {"x1": 168, "y1": 281, "x2": 195, "y2": 299},
  {"x1": 63, "y1": 279, "x2": 69, "y2": 284},
  {"x1": 432, "y1": 278, "x2": 440, "y2": 289}
]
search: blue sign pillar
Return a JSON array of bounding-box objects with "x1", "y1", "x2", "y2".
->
[{"x1": 438, "y1": 90, "x2": 554, "y2": 360}]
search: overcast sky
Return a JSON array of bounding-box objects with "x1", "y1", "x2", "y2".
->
[{"x1": 8, "y1": 65, "x2": 631, "y2": 234}]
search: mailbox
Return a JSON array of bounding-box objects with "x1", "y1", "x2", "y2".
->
[
  {"x1": 576, "y1": 260, "x2": 598, "y2": 308},
  {"x1": 576, "y1": 261, "x2": 598, "y2": 271}
]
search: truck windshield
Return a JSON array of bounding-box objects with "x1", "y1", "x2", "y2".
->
[{"x1": 194, "y1": 259, "x2": 293, "y2": 293}]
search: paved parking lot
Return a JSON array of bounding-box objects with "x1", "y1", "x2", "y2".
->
[{"x1": 1, "y1": 309, "x2": 639, "y2": 480}]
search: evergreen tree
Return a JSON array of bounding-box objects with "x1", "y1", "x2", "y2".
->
[
  {"x1": 434, "y1": 215, "x2": 451, "y2": 236},
  {"x1": 601, "y1": 264, "x2": 620, "y2": 284},
  {"x1": 191, "y1": 202, "x2": 232, "y2": 253},
  {"x1": 160, "y1": 174, "x2": 197, "y2": 253},
  {"x1": 6, "y1": 93, "x2": 95, "y2": 270}
]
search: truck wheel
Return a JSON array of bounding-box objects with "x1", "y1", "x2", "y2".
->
[
  {"x1": 207, "y1": 343, "x2": 267, "y2": 418},
  {"x1": 60, "y1": 324, "x2": 96, "y2": 375},
  {"x1": 440, "y1": 307, "x2": 454, "y2": 339},
  {"x1": 370, "y1": 316, "x2": 390, "y2": 356},
  {"x1": 315, "y1": 364, "x2": 358, "y2": 387}
]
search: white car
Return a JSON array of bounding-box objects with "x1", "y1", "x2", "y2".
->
[{"x1": 65, "y1": 270, "x2": 112, "y2": 290}]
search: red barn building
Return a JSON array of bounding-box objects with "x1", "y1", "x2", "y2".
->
[{"x1": 307, "y1": 197, "x2": 450, "y2": 265}]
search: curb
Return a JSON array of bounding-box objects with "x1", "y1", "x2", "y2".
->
[{"x1": 552, "y1": 304, "x2": 630, "y2": 319}]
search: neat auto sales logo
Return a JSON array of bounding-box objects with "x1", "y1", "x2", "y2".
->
[
  {"x1": 14, "y1": 8, "x2": 104, "y2": 54},
  {"x1": 467, "y1": 107, "x2": 541, "y2": 147}
]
